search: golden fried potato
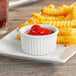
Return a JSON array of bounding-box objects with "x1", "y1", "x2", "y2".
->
[
  {"x1": 72, "y1": 2, "x2": 76, "y2": 19},
  {"x1": 64, "y1": 42, "x2": 71, "y2": 47},
  {"x1": 65, "y1": 12, "x2": 72, "y2": 20},
  {"x1": 57, "y1": 36, "x2": 76, "y2": 44},
  {"x1": 19, "y1": 23, "x2": 30, "y2": 29},
  {"x1": 58, "y1": 28, "x2": 76, "y2": 36},
  {"x1": 17, "y1": 34, "x2": 21, "y2": 40},
  {"x1": 41, "y1": 6, "x2": 72, "y2": 16},
  {"x1": 48, "y1": 4, "x2": 55, "y2": 9},
  {"x1": 32, "y1": 13, "x2": 64, "y2": 21},
  {"x1": 29, "y1": 19, "x2": 76, "y2": 28}
]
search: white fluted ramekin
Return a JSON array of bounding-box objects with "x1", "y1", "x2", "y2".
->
[{"x1": 19, "y1": 24, "x2": 59, "y2": 56}]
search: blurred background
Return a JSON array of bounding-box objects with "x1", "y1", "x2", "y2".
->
[
  {"x1": 9, "y1": 0, "x2": 42, "y2": 10},
  {"x1": 9, "y1": 0, "x2": 75, "y2": 10}
]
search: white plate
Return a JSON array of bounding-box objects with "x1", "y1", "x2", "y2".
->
[{"x1": 0, "y1": 29, "x2": 76, "y2": 63}]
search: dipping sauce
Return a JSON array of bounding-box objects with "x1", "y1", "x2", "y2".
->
[{"x1": 27, "y1": 25, "x2": 54, "y2": 35}]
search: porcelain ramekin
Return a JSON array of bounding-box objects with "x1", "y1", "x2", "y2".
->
[{"x1": 19, "y1": 24, "x2": 59, "y2": 56}]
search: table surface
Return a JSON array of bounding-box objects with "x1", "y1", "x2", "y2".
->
[{"x1": 0, "y1": 0, "x2": 76, "y2": 76}]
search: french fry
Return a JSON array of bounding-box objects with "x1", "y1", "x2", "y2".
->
[
  {"x1": 17, "y1": 34, "x2": 21, "y2": 40},
  {"x1": 41, "y1": 6, "x2": 72, "y2": 16},
  {"x1": 64, "y1": 42, "x2": 72, "y2": 47},
  {"x1": 48, "y1": 4, "x2": 55, "y2": 9},
  {"x1": 62, "y1": 4, "x2": 69, "y2": 7},
  {"x1": 57, "y1": 36, "x2": 76, "y2": 44},
  {"x1": 32, "y1": 13, "x2": 64, "y2": 21},
  {"x1": 19, "y1": 23, "x2": 30, "y2": 29},
  {"x1": 65, "y1": 12, "x2": 72, "y2": 20},
  {"x1": 29, "y1": 19, "x2": 76, "y2": 28},
  {"x1": 28, "y1": 19, "x2": 37, "y2": 24},
  {"x1": 58, "y1": 28, "x2": 76, "y2": 36},
  {"x1": 72, "y1": 2, "x2": 76, "y2": 19},
  {"x1": 65, "y1": 3, "x2": 76, "y2": 20}
]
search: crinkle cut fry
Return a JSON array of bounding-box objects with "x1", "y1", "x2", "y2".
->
[
  {"x1": 58, "y1": 28, "x2": 76, "y2": 36},
  {"x1": 72, "y1": 2, "x2": 76, "y2": 19},
  {"x1": 47, "y1": 4, "x2": 55, "y2": 9},
  {"x1": 32, "y1": 13, "x2": 64, "y2": 21},
  {"x1": 57, "y1": 36, "x2": 76, "y2": 44},
  {"x1": 41, "y1": 6, "x2": 72, "y2": 16},
  {"x1": 65, "y1": 12, "x2": 72, "y2": 20},
  {"x1": 33, "y1": 19, "x2": 76, "y2": 28},
  {"x1": 19, "y1": 23, "x2": 30, "y2": 29},
  {"x1": 17, "y1": 34, "x2": 21, "y2": 40},
  {"x1": 64, "y1": 42, "x2": 72, "y2": 47}
]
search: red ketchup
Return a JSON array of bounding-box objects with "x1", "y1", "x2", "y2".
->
[{"x1": 27, "y1": 25, "x2": 54, "y2": 36}]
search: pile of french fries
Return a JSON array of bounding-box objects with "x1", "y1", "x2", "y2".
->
[{"x1": 17, "y1": 2, "x2": 76, "y2": 47}]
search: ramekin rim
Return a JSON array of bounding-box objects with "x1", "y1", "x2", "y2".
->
[{"x1": 19, "y1": 24, "x2": 59, "y2": 38}]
